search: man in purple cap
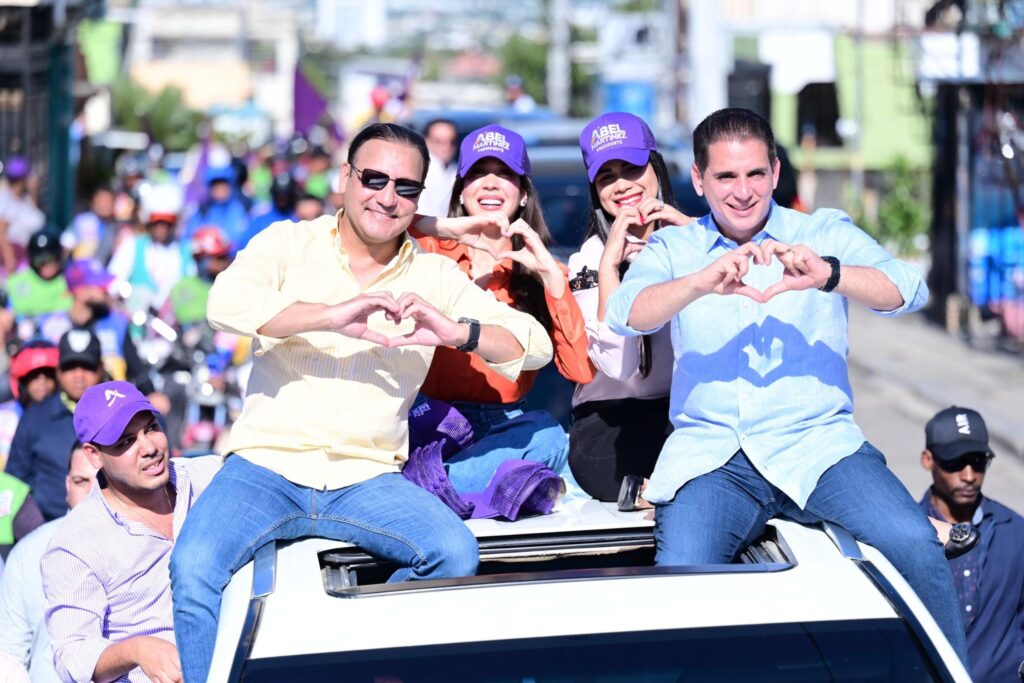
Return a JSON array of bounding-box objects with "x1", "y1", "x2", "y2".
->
[
  {"x1": 39, "y1": 380, "x2": 219, "y2": 683},
  {"x1": 604, "y1": 107, "x2": 967, "y2": 662},
  {"x1": 0, "y1": 156, "x2": 45, "y2": 274}
]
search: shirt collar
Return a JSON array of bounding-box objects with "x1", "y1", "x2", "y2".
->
[
  {"x1": 926, "y1": 487, "x2": 986, "y2": 525},
  {"x1": 702, "y1": 200, "x2": 790, "y2": 253},
  {"x1": 331, "y1": 211, "x2": 420, "y2": 274}
]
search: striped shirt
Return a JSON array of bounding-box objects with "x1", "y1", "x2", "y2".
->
[
  {"x1": 207, "y1": 214, "x2": 552, "y2": 490},
  {"x1": 40, "y1": 456, "x2": 220, "y2": 683}
]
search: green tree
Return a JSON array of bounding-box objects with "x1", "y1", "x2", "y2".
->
[
  {"x1": 111, "y1": 76, "x2": 203, "y2": 151},
  {"x1": 498, "y1": 33, "x2": 548, "y2": 105},
  {"x1": 497, "y1": 32, "x2": 596, "y2": 117},
  {"x1": 875, "y1": 155, "x2": 930, "y2": 255}
]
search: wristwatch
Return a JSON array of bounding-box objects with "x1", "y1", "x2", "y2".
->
[
  {"x1": 455, "y1": 317, "x2": 480, "y2": 352},
  {"x1": 819, "y1": 256, "x2": 841, "y2": 293}
]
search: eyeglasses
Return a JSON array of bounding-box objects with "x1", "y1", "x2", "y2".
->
[
  {"x1": 936, "y1": 452, "x2": 994, "y2": 473},
  {"x1": 351, "y1": 166, "x2": 425, "y2": 199}
]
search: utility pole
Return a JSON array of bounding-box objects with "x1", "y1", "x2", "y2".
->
[
  {"x1": 687, "y1": 0, "x2": 727, "y2": 129},
  {"x1": 548, "y1": 0, "x2": 571, "y2": 116},
  {"x1": 659, "y1": 0, "x2": 680, "y2": 128},
  {"x1": 851, "y1": 0, "x2": 866, "y2": 210}
]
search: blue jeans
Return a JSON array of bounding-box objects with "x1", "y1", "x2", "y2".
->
[
  {"x1": 169, "y1": 456, "x2": 479, "y2": 683},
  {"x1": 445, "y1": 400, "x2": 569, "y2": 492},
  {"x1": 654, "y1": 444, "x2": 968, "y2": 664}
]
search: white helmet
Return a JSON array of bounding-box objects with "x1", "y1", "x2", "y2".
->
[{"x1": 138, "y1": 182, "x2": 184, "y2": 224}]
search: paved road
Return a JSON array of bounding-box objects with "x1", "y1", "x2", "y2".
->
[{"x1": 848, "y1": 307, "x2": 1024, "y2": 514}]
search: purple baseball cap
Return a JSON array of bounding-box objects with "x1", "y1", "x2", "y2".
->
[
  {"x1": 4, "y1": 155, "x2": 30, "y2": 180},
  {"x1": 65, "y1": 259, "x2": 115, "y2": 292},
  {"x1": 457, "y1": 124, "x2": 531, "y2": 178},
  {"x1": 464, "y1": 460, "x2": 563, "y2": 521},
  {"x1": 74, "y1": 380, "x2": 158, "y2": 446},
  {"x1": 580, "y1": 112, "x2": 658, "y2": 181},
  {"x1": 409, "y1": 398, "x2": 474, "y2": 460},
  {"x1": 402, "y1": 439, "x2": 475, "y2": 520}
]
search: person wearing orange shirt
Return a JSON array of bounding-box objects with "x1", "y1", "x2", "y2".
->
[{"x1": 412, "y1": 124, "x2": 594, "y2": 492}]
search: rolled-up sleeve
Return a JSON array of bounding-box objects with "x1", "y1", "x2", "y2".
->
[
  {"x1": 438, "y1": 261, "x2": 552, "y2": 381},
  {"x1": 822, "y1": 211, "x2": 929, "y2": 316},
  {"x1": 41, "y1": 547, "x2": 113, "y2": 683},
  {"x1": 544, "y1": 262, "x2": 595, "y2": 384},
  {"x1": 606, "y1": 234, "x2": 676, "y2": 337},
  {"x1": 207, "y1": 221, "x2": 298, "y2": 354}
]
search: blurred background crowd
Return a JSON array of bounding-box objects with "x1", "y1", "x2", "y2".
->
[{"x1": 1, "y1": 0, "x2": 1023, "y2": 469}]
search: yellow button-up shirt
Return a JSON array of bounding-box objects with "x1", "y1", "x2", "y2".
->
[{"x1": 207, "y1": 214, "x2": 552, "y2": 490}]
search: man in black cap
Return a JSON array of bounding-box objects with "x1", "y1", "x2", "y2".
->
[
  {"x1": 6, "y1": 330, "x2": 103, "y2": 520},
  {"x1": 919, "y1": 406, "x2": 1024, "y2": 683}
]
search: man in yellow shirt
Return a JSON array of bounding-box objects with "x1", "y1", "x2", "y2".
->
[{"x1": 169, "y1": 123, "x2": 553, "y2": 683}]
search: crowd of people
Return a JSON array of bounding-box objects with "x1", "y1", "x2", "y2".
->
[{"x1": 0, "y1": 106, "x2": 1021, "y2": 683}]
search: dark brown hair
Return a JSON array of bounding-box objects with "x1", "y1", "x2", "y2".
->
[{"x1": 692, "y1": 107, "x2": 777, "y2": 175}]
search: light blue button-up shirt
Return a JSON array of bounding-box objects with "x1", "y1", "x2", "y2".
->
[{"x1": 606, "y1": 203, "x2": 928, "y2": 508}]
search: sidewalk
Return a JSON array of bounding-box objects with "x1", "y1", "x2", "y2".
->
[{"x1": 848, "y1": 306, "x2": 1024, "y2": 460}]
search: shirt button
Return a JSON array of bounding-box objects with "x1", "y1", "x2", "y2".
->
[
  {"x1": 963, "y1": 569, "x2": 971, "y2": 577},
  {"x1": 965, "y1": 605, "x2": 973, "y2": 613}
]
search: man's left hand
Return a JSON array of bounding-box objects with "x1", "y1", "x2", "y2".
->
[
  {"x1": 759, "y1": 240, "x2": 832, "y2": 301},
  {"x1": 385, "y1": 293, "x2": 463, "y2": 348}
]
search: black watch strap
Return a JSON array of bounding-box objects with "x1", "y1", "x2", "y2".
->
[
  {"x1": 819, "y1": 256, "x2": 841, "y2": 293},
  {"x1": 455, "y1": 317, "x2": 480, "y2": 352}
]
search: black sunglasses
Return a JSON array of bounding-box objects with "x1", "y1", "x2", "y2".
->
[
  {"x1": 351, "y1": 165, "x2": 425, "y2": 199},
  {"x1": 936, "y1": 452, "x2": 994, "y2": 473}
]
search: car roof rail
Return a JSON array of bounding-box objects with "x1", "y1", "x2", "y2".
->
[
  {"x1": 227, "y1": 540, "x2": 277, "y2": 683},
  {"x1": 821, "y1": 521, "x2": 958, "y2": 683}
]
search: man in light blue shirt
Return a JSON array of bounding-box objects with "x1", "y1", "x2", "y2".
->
[
  {"x1": 0, "y1": 441, "x2": 98, "y2": 683},
  {"x1": 606, "y1": 107, "x2": 966, "y2": 661}
]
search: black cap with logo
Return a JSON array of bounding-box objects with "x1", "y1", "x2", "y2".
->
[
  {"x1": 925, "y1": 406, "x2": 994, "y2": 462},
  {"x1": 58, "y1": 328, "x2": 102, "y2": 370}
]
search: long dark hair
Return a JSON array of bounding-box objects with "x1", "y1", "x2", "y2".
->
[
  {"x1": 447, "y1": 171, "x2": 554, "y2": 333},
  {"x1": 583, "y1": 149, "x2": 677, "y2": 377}
]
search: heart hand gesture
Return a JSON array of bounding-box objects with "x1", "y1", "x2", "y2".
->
[
  {"x1": 758, "y1": 240, "x2": 832, "y2": 300},
  {"x1": 326, "y1": 293, "x2": 404, "y2": 347},
  {"x1": 695, "y1": 242, "x2": 769, "y2": 303},
  {"x1": 427, "y1": 213, "x2": 510, "y2": 258},
  {"x1": 385, "y1": 293, "x2": 463, "y2": 348}
]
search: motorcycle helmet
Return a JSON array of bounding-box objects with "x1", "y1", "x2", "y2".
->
[
  {"x1": 138, "y1": 182, "x2": 184, "y2": 225},
  {"x1": 191, "y1": 226, "x2": 232, "y2": 259},
  {"x1": 9, "y1": 340, "x2": 59, "y2": 400},
  {"x1": 27, "y1": 228, "x2": 64, "y2": 274}
]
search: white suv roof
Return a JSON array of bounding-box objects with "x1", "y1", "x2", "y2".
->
[{"x1": 209, "y1": 500, "x2": 970, "y2": 683}]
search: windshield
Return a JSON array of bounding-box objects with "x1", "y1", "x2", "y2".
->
[{"x1": 242, "y1": 619, "x2": 942, "y2": 682}]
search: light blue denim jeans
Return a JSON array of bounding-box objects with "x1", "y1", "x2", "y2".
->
[
  {"x1": 653, "y1": 443, "x2": 968, "y2": 665},
  {"x1": 444, "y1": 400, "x2": 570, "y2": 493},
  {"x1": 169, "y1": 455, "x2": 479, "y2": 683}
]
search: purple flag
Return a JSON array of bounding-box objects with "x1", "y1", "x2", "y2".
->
[
  {"x1": 183, "y1": 131, "x2": 210, "y2": 216},
  {"x1": 294, "y1": 66, "x2": 328, "y2": 136}
]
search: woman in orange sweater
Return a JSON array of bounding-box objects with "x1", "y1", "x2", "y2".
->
[{"x1": 412, "y1": 124, "x2": 593, "y2": 492}]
